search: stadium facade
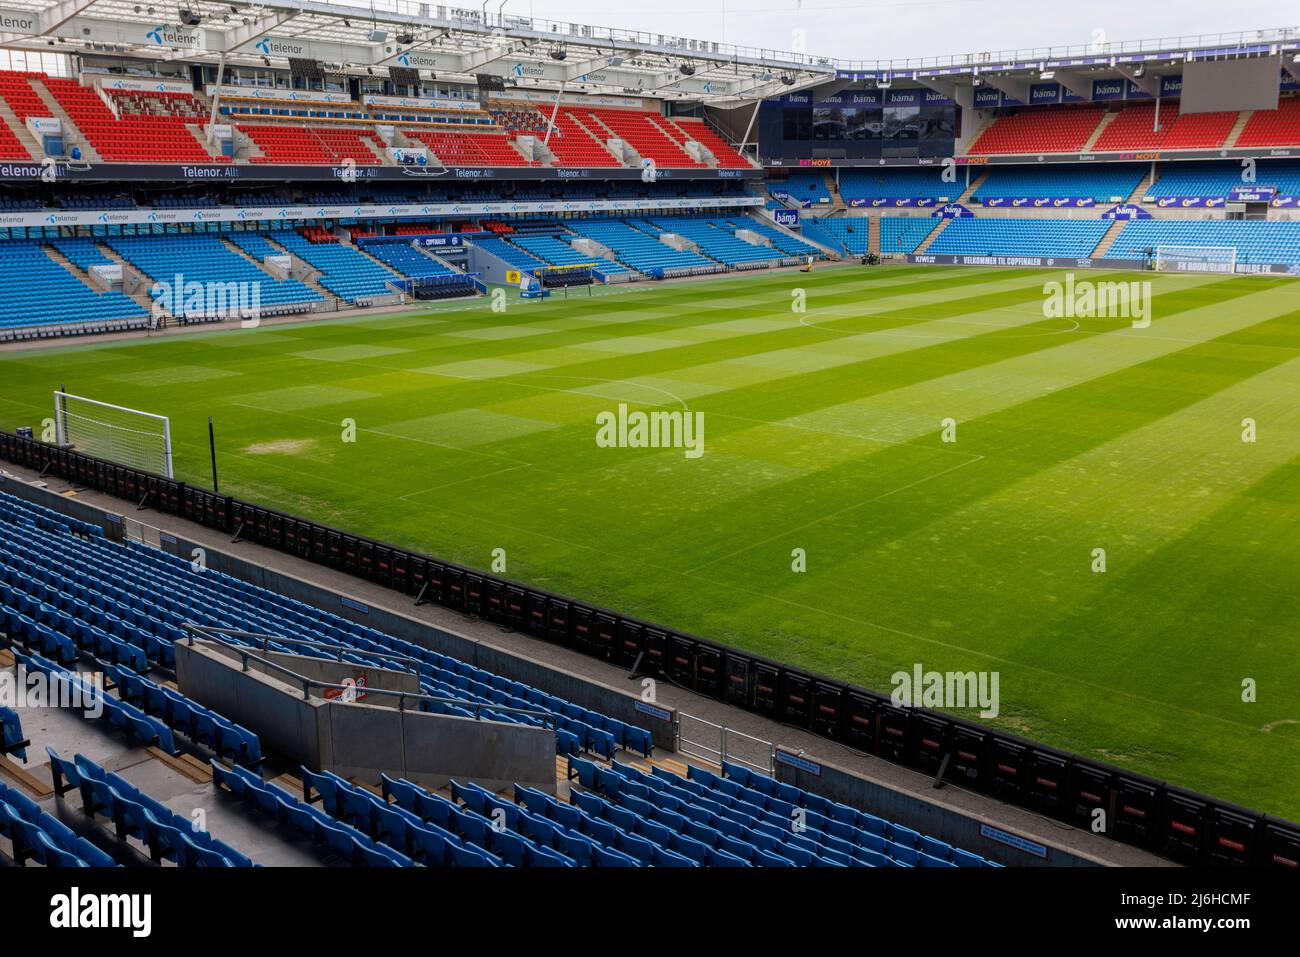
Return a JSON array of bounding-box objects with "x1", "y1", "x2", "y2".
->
[{"x1": 0, "y1": 3, "x2": 1297, "y2": 877}]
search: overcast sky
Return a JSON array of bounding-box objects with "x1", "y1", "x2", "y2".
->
[{"x1": 460, "y1": 0, "x2": 1292, "y2": 62}]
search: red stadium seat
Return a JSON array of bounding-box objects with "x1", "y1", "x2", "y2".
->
[{"x1": 967, "y1": 106, "x2": 1103, "y2": 155}]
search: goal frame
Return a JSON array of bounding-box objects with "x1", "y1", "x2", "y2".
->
[
  {"x1": 53, "y1": 390, "x2": 174, "y2": 478},
  {"x1": 1153, "y1": 245, "x2": 1238, "y2": 274}
]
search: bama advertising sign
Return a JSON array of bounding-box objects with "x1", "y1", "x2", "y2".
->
[
  {"x1": 982, "y1": 197, "x2": 1097, "y2": 208},
  {"x1": 773, "y1": 208, "x2": 799, "y2": 227},
  {"x1": 849, "y1": 197, "x2": 939, "y2": 208},
  {"x1": 909, "y1": 253, "x2": 1147, "y2": 270},
  {"x1": 1228, "y1": 186, "x2": 1276, "y2": 202},
  {"x1": 1150, "y1": 196, "x2": 1228, "y2": 208}
]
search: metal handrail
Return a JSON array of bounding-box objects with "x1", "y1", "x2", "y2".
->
[
  {"x1": 675, "y1": 711, "x2": 776, "y2": 776},
  {"x1": 183, "y1": 623, "x2": 556, "y2": 729}
]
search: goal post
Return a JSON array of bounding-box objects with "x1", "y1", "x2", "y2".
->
[
  {"x1": 1153, "y1": 245, "x2": 1238, "y2": 274},
  {"x1": 53, "y1": 391, "x2": 174, "y2": 478}
]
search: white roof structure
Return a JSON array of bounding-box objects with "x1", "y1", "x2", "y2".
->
[{"x1": 0, "y1": 0, "x2": 836, "y2": 102}]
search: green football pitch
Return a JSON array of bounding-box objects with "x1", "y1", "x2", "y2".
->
[{"x1": 2, "y1": 264, "x2": 1298, "y2": 820}]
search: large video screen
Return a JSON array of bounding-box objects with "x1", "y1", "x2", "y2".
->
[{"x1": 759, "y1": 88, "x2": 957, "y2": 161}]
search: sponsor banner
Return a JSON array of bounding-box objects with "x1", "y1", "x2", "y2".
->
[
  {"x1": 973, "y1": 87, "x2": 1002, "y2": 108},
  {"x1": 363, "y1": 95, "x2": 480, "y2": 112},
  {"x1": 1234, "y1": 261, "x2": 1300, "y2": 275},
  {"x1": 981, "y1": 196, "x2": 1097, "y2": 208},
  {"x1": 91, "y1": 75, "x2": 192, "y2": 95},
  {"x1": 134, "y1": 23, "x2": 206, "y2": 51},
  {"x1": 775, "y1": 750, "x2": 822, "y2": 776},
  {"x1": 1125, "y1": 79, "x2": 1151, "y2": 99},
  {"x1": 908, "y1": 253, "x2": 1148, "y2": 270},
  {"x1": 850, "y1": 197, "x2": 938, "y2": 208},
  {"x1": 1160, "y1": 75, "x2": 1182, "y2": 97},
  {"x1": 496, "y1": 90, "x2": 646, "y2": 110},
  {"x1": 207, "y1": 85, "x2": 355, "y2": 105},
  {"x1": 1101, "y1": 203, "x2": 1152, "y2": 219},
  {"x1": 884, "y1": 88, "x2": 921, "y2": 107},
  {"x1": 0, "y1": 161, "x2": 760, "y2": 183},
  {"x1": 1029, "y1": 82, "x2": 1061, "y2": 105},
  {"x1": 390, "y1": 49, "x2": 444, "y2": 70},
  {"x1": 932, "y1": 202, "x2": 974, "y2": 218},
  {"x1": 818, "y1": 90, "x2": 882, "y2": 108},
  {"x1": 1272, "y1": 195, "x2": 1298, "y2": 208},
  {"x1": 979, "y1": 824, "x2": 1048, "y2": 859},
  {"x1": 781, "y1": 92, "x2": 814, "y2": 106},
  {"x1": 1150, "y1": 195, "x2": 1227, "y2": 208},
  {"x1": 388, "y1": 147, "x2": 430, "y2": 165},
  {"x1": 633, "y1": 701, "x2": 674, "y2": 723},
  {"x1": 232, "y1": 36, "x2": 377, "y2": 65},
  {"x1": 0, "y1": 195, "x2": 763, "y2": 229},
  {"x1": 27, "y1": 117, "x2": 60, "y2": 135},
  {"x1": 773, "y1": 208, "x2": 799, "y2": 227},
  {"x1": 0, "y1": 7, "x2": 39, "y2": 34},
  {"x1": 1092, "y1": 78, "x2": 1127, "y2": 101},
  {"x1": 1228, "y1": 186, "x2": 1276, "y2": 202}
]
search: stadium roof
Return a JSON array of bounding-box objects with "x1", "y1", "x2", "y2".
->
[{"x1": 0, "y1": 2, "x2": 1296, "y2": 105}]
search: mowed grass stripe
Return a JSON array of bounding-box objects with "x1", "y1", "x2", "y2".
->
[{"x1": 1, "y1": 266, "x2": 1297, "y2": 820}]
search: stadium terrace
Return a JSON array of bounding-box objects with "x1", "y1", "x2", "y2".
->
[{"x1": 0, "y1": 1, "x2": 1295, "y2": 922}]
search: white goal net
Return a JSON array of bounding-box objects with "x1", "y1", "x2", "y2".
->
[
  {"x1": 1154, "y1": 245, "x2": 1238, "y2": 274},
  {"x1": 53, "y1": 391, "x2": 174, "y2": 478}
]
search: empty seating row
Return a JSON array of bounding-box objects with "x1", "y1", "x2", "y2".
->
[
  {"x1": 50, "y1": 237, "x2": 117, "y2": 270},
  {"x1": 213, "y1": 760, "x2": 419, "y2": 866},
  {"x1": 106, "y1": 233, "x2": 323, "y2": 315},
  {"x1": 0, "y1": 241, "x2": 147, "y2": 332},
  {"x1": 770, "y1": 171, "x2": 831, "y2": 205},
  {"x1": 0, "y1": 70, "x2": 52, "y2": 122},
  {"x1": 402, "y1": 127, "x2": 537, "y2": 167},
  {"x1": 544, "y1": 110, "x2": 623, "y2": 167},
  {"x1": 647, "y1": 217, "x2": 784, "y2": 267},
  {"x1": 880, "y1": 216, "x2": 936, "y2": 254},
  {"x1": 806, "y1": 215, "x2": 872, "y2": 254},
  {"x1": 574, "y1": 755, "x2": 997, "y2": 867},
  {"x1": 1146, "y1": 161, "x2": 1300, "y2": 199},
  {"x1": 567, "y1": 219, "x2": 722, "y2": 277},
  {"x1": 12, "y1": 650, "x2": 177, "y2": 754},
  {"x1": 43, "y1": 77, "x2": 215, "y2": 163},
  {"x1": 0, "y1": 706, "x2": 28, "y2": 760},
  {"x1": 107, "y1": 662, "x2": 262, "y2": 766},
  {"x1": 48, "y1": 749, "x2": 251, "y2": 866},
  {"x1": 1104, "y1": 219, "x2": 1300, "y2": 265},
  {"x1": 729, "y1": 219, "x2": 822, "y2": 258},
  {"x1": 968, "y1": 106, "x2": 1104, "y2": 155},
  {"x1": 473, "y1": 236, "x2": 546, "y2": 271},
  {"x1": 669, "y1": 116, "x2": 751, "y2": 168},
  {"x1": 363, "y1": 242, "x2": 454, "y2": 278},
  {"x1": 838, "y1": 168, "x2": 957, "y2": 203},
  {"x1": 1236, "y1": 97, "x2": 1300, "y2": 148},
  {"x1": 507, "y1": 234, "x2": 631, "y2": 280},
  {"x1": 583, "y1": 108, "x2": 705, "y2": 168},
  {"x1": 0, "y1": 778, "x2": 115, "y2": 867},
  {"x1": 241, "y1": 124, "x2": 382, "y2": 165},
  {"x1": 0, "y1": 489, "x2": 652, "y2": 761},
  {"x1": 1092, "y1": 103, "x2": 1234, "y2": 151},
  {"x1": 714, "y1": 761, "x2": 995, "y2": 866},
  {"x1": 270, "y1": 230, "x2": 400, "y2": 301},
  {"x1": 974, "y1": 164, "x2": 1146, "y2": 202},
  {"x1": 926, "y1": 217, "x2": 1112, "y2": 258}
]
